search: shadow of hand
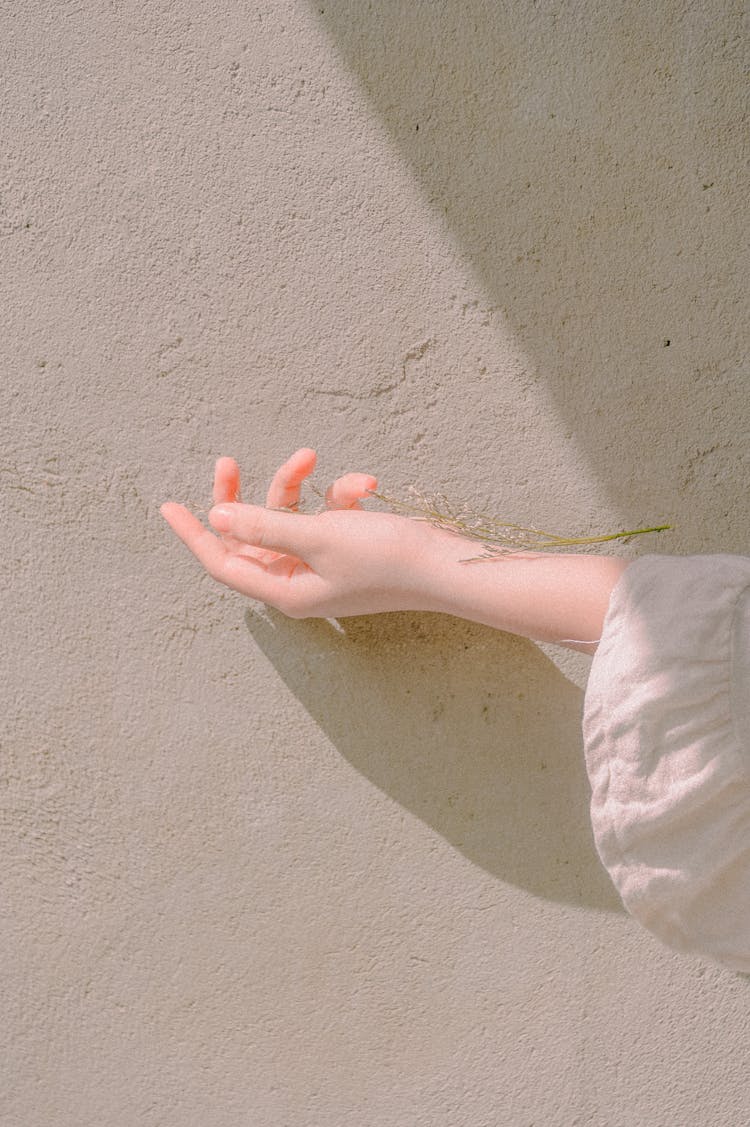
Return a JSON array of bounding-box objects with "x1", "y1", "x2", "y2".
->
[{"x1": 245, "y1": 607, "x2": 621, "y2": 913}]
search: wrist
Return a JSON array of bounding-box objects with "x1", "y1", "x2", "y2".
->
[{"x1": 394, "y1": 520, "x2": 475, "y2": 613}]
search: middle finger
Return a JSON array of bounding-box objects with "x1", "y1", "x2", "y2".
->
[{"x1": 265, "y1": 447, "x2": 317, "y2": 510}]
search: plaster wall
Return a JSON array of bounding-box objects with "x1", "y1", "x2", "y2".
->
[{"x1": 2, "y1": 2, "x2": 749, "y2": 1124}]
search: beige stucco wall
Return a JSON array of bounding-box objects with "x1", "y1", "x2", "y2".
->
[{"x1": 2, "y1": 1, "x2": 749, "y2": 1123}]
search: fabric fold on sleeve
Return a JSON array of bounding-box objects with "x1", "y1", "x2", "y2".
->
[{"x1": 583, "y1": 553, "x2": 750, "y2": 971}]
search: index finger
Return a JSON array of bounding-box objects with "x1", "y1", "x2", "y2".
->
[
  {"x1": 160, "y1": 502, "x2": 287, "y2": 601},
  {"x1": 160, "y1": 502, "x2": 231, "y2": 577}
]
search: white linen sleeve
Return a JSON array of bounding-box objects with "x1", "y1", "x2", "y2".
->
[{"x1": 583, "y1": 553, "x2": 750, "y2": 971}]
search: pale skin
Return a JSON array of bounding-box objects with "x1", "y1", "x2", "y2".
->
[{"x1": 160, "y1": 448, "x2": 631, "y2": 654}]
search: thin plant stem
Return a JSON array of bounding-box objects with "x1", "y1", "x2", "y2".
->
[
  {"x1": 367, "y1": 488, "x2": 671, "y2": 559},
  {"x1": 189, "y1": 479, "x2": 672, "y2": 561}
]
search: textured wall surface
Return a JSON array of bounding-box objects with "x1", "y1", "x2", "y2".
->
[{"x1": 2, "y1": 1, "x2": 749, "y2": 1124}]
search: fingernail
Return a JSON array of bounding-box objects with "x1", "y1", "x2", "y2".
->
[{"x1": 209, "y1": 504, "x2": 233, "y2": 531}]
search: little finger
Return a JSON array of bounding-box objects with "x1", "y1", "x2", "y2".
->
[{"x1": 325, "y1": 472, "x2": 378, "y2": 511}]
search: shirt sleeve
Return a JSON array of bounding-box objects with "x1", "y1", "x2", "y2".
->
[{"x1": 582, "y1": 553, "x2": 750, "y2": 971}]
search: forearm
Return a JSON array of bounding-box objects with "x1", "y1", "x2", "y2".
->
[
  {"x1": 164, "y1": 471, "x2": 629, "y2": 650},
  {"x1": 412, "y1": 527, "x2": 630, "y2": 653}
]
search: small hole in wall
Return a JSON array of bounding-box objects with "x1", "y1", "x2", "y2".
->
[
  {"x1": 415, "y1": 124, "x2": 419, "y2": 131},
  {"x1": 663, "y1": 339, "x2": 671, "y2": 347}
]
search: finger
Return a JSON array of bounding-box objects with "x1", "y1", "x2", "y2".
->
[
  {"x1": 161, "y1": 502, "x2": 230, "y2": 577},
  {"x1": 325, "y1": 472, "x2": 378, "y2": 511},
  {"x1": 213, "y1": 456, "x2": 241, "y2": 505},
  {"x1": 163, "y1": 496, "x2": 276, "y2": 567},
  {"x1": 211, "y1": 456, "x2": 252, "y2": 555},
  {"x1": 208, "y1": 502, "x2": 323, "y2": 559},
  {"x1": 161, "y1": 503, "x2": 296, "y2": 602},
  {"x1": 265, "y1": 447, "x2": 316, "y2": 510}
]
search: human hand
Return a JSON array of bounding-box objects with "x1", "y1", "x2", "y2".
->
[{"x1": 160, "y1": 448, "x2": 439, "y2": 618}]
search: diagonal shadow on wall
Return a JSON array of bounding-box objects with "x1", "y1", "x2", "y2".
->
[
  {"x1": 308, "y1": 1, "x2": 748, "y2": 525},
  {"x1": 245, "y1": 607, "x2": 622, "y2": 913}
]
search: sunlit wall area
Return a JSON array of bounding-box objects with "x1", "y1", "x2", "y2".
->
[{"x1": 2, "y1": 2, "x2": 748, "y2": 1124}]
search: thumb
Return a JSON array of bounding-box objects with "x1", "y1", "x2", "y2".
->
[{"x1": 209, "y1": 503, "x2": 323, "y2": 558}]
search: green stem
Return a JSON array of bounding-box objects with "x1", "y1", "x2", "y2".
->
[
  {"x1": 533, "y1": 524, "x2": 672, "y2": 547},
  {"x1": 334, "y1": 487, "x2": 671, "y2": 553}
]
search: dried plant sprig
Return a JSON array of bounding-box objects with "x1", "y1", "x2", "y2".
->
[
  {"x1": 186, "y1": 480, "x2": 670, "y2": 563},
  {"x1": 367, "y1": 486, "x2": 671, "y2": 562}
]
